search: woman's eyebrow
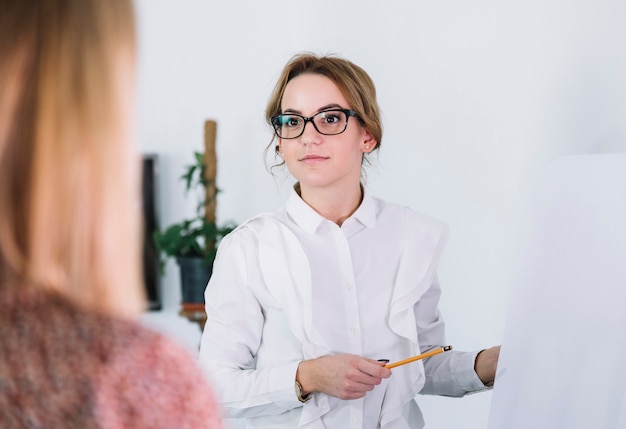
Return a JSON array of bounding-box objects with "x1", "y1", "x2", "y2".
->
[{"x1": 282, "y1": 103, "x2": 345, "y2": 115}]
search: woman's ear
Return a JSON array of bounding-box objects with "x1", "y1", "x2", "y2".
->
[{"x1": 361, "y1": 130, "x2": 377, "y2": 153}]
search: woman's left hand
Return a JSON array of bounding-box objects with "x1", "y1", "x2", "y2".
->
[{"x1": 474, "y1": 345, "x2": 500, "y2": 387}]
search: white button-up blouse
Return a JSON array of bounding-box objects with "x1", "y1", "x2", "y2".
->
[{"x1": 199, "y1": 187, "x2": 487, "y2": 429}]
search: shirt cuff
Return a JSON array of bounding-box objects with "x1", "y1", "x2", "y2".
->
[
  {"x1": 268, "y1": 361, "x2": 302, "y2": 407},
  {"x1": 451, "y1": 350, "x2": 492, "y2": 394}
]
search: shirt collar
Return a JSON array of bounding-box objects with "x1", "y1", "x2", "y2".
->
[
  {"x1": 352, "y1": 187, "x2": 377, "y2": 228},
  {"x1": 285, "y1": 184, "x2": 377, "y2": 235}
]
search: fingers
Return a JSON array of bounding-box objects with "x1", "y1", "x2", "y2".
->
[
  {"x1": 306, "y1": 354, "x2": 392, "y2": 400},
  {"x1": 341, "y1": 357, "x2": 391, "y2": 398},
  {"x1": 360, "y1": 358, "x2": 392, "y2": 379}
]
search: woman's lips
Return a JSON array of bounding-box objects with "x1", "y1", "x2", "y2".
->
[{"x1": 299, "y1": 154, "x2": 328, "y2": 163}]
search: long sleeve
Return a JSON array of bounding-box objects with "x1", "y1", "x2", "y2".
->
[
  {"x1": 198, "y1": 225, "x2": 305, "y2": 419},
  {"x1": 414, "y1": 276, "x2": 489, "y2": 397}
]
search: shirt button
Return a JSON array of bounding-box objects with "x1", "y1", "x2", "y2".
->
[
  {"x1": 351, "y1": 327, "x2": 358, "y2": 335},
  {"x1": 352, "y1": 417, "x2": 359, "y2": 424},
  {"x1": 346, "y1": 283, "x2": 353, "y2": 290},
  {"x1": 337, "y1": 239, "x2": 346, "y2": 247}
]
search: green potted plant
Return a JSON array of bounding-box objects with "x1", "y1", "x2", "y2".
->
[{"x1": 153, "y1": 120, "x2": 236, "y2": 309}]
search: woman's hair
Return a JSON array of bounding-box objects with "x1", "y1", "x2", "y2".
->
[
  {"x1": 264, "y1": 52, "x2": 383, "y2": 169},
  {"x1": 0, "y1": 0, "x2": 144, "y2": 316}
]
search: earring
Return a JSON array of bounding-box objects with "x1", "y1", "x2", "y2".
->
[{"x1": 365, "y1": 145, "x2": 370, "y2": 149}]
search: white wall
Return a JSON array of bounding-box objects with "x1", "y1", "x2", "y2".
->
[{"x1": 134, "y1": 1, "x2": 626, "y2": 428}]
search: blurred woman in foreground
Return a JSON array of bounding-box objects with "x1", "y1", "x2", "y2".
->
[{"x1": 0, "y1": 1, "x2": 222, "y2": 427}]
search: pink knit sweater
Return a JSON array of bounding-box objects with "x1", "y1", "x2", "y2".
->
[{"x1": 0, "y1": 287, "x2": 223, "y2": 428}]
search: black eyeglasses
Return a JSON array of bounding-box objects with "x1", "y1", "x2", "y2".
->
[{"x1": 270, "y1": 109, "x2": 359, "y2": 139}]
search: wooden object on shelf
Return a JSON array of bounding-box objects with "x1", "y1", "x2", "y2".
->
[
  {"x1": 204, "y1": 120, "x2": 217, "y2": 227},
  {"x1": 179, "y1": 302, "x2": 207, "y2": 331},
  {"x1": 179, "y1": 120, "x2": 217, "y2": 332}
]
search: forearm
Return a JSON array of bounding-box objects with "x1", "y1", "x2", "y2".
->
[
  {"x1": 202, "y1": 360, "x2": 302, "y2": 418},
  {"x1": 198, "y1": 231, "x2": 307, "y2": 416},
  {"x1": 420, "y1": 349, "x2": 490, "y2": 397},
  {"x1": 199, "y1": 286, "x2": 305, "y2": 418}
]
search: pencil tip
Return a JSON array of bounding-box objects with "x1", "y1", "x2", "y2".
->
[{"x1": 443, "y1": 345, "x2": 452, "y2": 352}]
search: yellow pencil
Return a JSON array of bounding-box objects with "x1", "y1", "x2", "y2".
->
[{"x1": 385, "y1": 345, "x2": 453, "y2": 369}]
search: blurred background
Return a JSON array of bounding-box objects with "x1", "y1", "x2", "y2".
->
[{"x1": 134, "y1": 1, "x2": 626, "y2": 427}]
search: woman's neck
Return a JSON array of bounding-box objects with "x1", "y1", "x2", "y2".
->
[{"x1": 296, "y1": 182, "x2": 363, "y2": 226}]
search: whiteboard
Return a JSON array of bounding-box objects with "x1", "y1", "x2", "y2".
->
[{"x1": 487, "y1": 154, "x2": 626, "y2": 429}]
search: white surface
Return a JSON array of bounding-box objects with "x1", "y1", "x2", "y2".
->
[{"x1": 488, "y1": 154, "x2": 626, "y2": 429}]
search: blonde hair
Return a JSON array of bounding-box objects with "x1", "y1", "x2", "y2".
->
[
  {"x1": 0, "y1": 0, "x2": 144, "y2": 316},
  {"x1": 265, "y1": 53, "x2": 383, "y2": 158}
]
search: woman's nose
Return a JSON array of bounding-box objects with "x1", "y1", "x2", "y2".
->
[{"x1": 300, "y1": 121, "x2": 322, "y2": 145}]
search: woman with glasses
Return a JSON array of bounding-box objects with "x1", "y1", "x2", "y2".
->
[{"x1": 199, "y1": 53, "x2": 499, "y2": 428}]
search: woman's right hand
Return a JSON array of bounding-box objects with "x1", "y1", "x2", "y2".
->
[{"x1": 296, "y1": 354, "x2": 392, "y2": 400}]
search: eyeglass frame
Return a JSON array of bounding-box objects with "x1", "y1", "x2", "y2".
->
[{"x1": 270, "y1": 109, "x2": 360, "y2": 139}]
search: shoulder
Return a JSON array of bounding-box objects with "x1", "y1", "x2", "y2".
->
[
  {"x1": 0, "y1": 289, "x2": 223, "y2": 428},
  {"x1": 371, "y1": 196, "x2": 448, "y2": 234},
  {"x1": 94, "y1": 317, "x2": 223, "y2": 428},
  {"x1": 220, "y1": 209, "x2": 289, "y2": 245}
]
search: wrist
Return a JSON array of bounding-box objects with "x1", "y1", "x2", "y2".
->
[
  {"x1": 295, "y1": 361, "x2": 311, "y2": 403},
  {"x1": 474, "y1": 349, "x2": 488, "y2": 385}
]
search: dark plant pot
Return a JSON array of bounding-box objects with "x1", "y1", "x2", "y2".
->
[{"x1": 176, "y1": 256, "x2": 213, "y2": 304}]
